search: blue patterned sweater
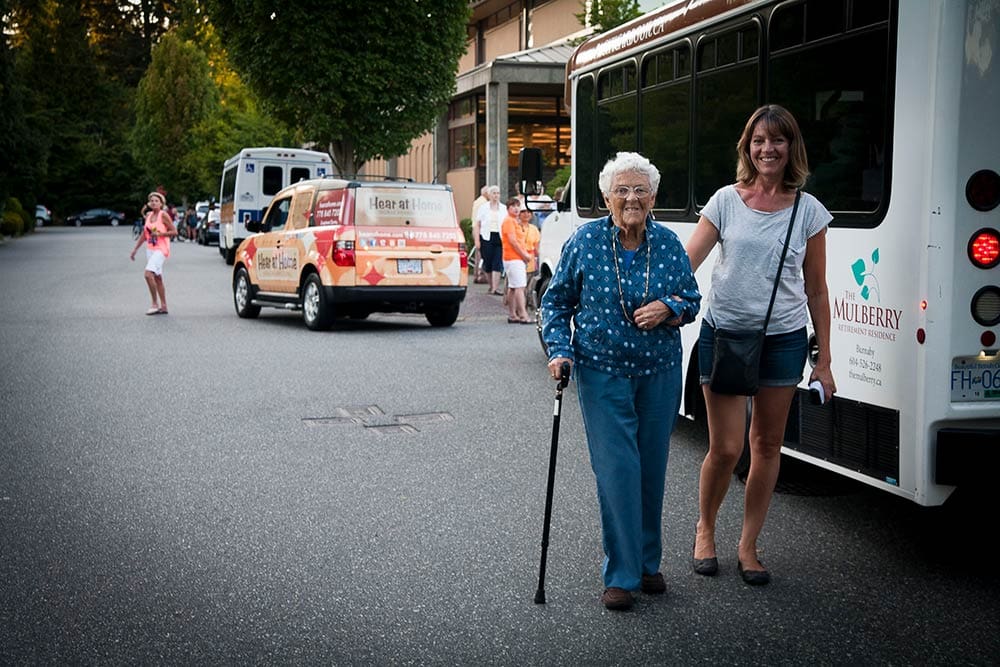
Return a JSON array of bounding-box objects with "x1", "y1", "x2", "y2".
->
[{"x1": 541, "y1": 216, "x2": 701, "y2": 377}]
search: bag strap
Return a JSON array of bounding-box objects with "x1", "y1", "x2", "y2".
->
[{"x1": 762, "y1": 189, "x2": 801, "y2": 333}]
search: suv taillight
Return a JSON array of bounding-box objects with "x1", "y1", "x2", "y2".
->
[
  {"x1": 968, "y1": 228, "x2": 1000, "y2": 269},
  {"x1": 459, "y1": 243, "x2": 468, "y2": 268},
  {"x1": 333, "y1": 240, "x2": 355, "y2": 266}
]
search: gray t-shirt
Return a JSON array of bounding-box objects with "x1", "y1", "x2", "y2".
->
[{"x1": 701, "y1": 185, "x2": 832, "y2": 333}]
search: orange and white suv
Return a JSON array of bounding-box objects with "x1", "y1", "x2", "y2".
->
[{"x1": 232, "y1": 177, "x2": 468, "y2": 330}]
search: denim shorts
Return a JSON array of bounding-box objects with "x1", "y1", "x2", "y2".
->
[{"x1": 698, "y1": 320, "x2": 807, "y2": 387}]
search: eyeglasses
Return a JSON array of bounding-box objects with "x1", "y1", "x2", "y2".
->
[{"x1": 610, "y1": 185, "x2": 652, "y2": 199}]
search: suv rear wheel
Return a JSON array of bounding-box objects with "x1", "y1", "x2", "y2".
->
[
  {"x1": 302, "y1": 273, "x2": 335, "y2": 330},
  {"x1": 425, "y1": 303, "x2": 460, "y2": 327}
]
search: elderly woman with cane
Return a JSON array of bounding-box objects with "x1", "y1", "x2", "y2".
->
[{"x1": 541, "y1": 152, "x2": 700, "y2": 610}]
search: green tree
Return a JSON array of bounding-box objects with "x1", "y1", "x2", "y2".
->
[
  {"x1": 576, "y1": 0, "x2": 642, "y2": 32},
  {"x1": 205, "y1": 0, "x2": 470, "y2": 174},
  {"x1": 130, "y1": 30, "x2": 217, "y2": 201}
]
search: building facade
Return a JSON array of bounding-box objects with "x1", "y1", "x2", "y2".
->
[{"x1": 366, "y1": 0, "x2": 587, "y2": 220}]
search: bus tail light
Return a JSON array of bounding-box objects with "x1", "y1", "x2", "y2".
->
[
  {"x1": 459, "y1": 243, "x2": 468, "y2": 268},
  {"x1": 966, "y1": 169, "x2": 1000, "y2": 211},
  {"x1": 333, "y1": 240, "x2": 355, "y2": 266},
  {"x1": 971, "y1": 286, "x2": 1000, "y2": 327},
  {"x1": 968, "y1": 228, "x2": 1000, "y2": 269}
]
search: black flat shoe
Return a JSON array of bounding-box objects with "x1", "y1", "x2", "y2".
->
[
  {"x1": 692, "y1": 540, "x2": 718, "y2": 576},
  {"x1": 737, "y1": 558, "x2": 771, "y2": 586}
]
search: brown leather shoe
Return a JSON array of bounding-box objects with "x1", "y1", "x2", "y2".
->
[
  {"x1": 600, "y1": 587, "x2": 634, "y2": 610},
  {"x1": 641, "y1": 572, "x2": 666, "y2": 594}
]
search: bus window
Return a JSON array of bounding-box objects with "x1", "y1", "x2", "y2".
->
[
  {"x1": 596, "y1": 61, "x2": 638, "y2": 208},
  {"x1": 262, "y1": 165, "x2": 283, "y2": 196},
  {"x1": 575, "y1": 75, "x2": 597, "y2": 212},
  {"x1": 221, "y1": 166, "x2": 237, "y2": 205},
  {"x1": 291, "y1": 167, "x2": 311, "y2": 183},
  {"x1": 641, "y1": 43, "x2": 692, "y2": 212},
  {"x1": 768, "y1": 0, "x2": 892, "y2": 220},
  {"x1": 694, "y1": 23, "x2": 760, "y2": 206}
]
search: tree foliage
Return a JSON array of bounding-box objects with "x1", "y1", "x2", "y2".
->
[
  {"x1": 576, "y1": 0, "x2": 642, "y2": 33},
  {"x1": 205, "y1": 0, "x2": 470, "y2": 175}
]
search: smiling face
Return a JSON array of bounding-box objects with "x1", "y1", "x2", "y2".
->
[
  {"x1": 748, "y1": 120, "x2": 790, "y2": 182},
  {"x1": 603, "y1": 171, "x2": 654, "y2": 234}
]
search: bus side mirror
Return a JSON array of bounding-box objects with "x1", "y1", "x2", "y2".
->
[{"x1": 518, "y1": 148, "x2": 543, "y2": 196}]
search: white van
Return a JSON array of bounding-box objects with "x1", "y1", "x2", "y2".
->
[{"x1": 218, "y1": 147, "x2": 332, "y2": 264}]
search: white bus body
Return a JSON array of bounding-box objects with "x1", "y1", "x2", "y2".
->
[
  {"x1": 218, "y1": 147, "x2": 332, "y2": 264},
  {"x1": 535, "y1": 0, "x2": 1000, "y2": 506}
]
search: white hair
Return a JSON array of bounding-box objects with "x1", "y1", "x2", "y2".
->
[{"x1": 598, "y1": 152, "x2": 660, "y2": 195}]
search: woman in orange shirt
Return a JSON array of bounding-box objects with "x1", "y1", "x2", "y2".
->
[{"x1": 501, "y1": 198, "x2": 531, "y2": 323}]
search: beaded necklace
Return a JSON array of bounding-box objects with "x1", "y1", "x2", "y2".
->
[{"x1": 610, "y1": 225, "x2": 650, "y2": 326}]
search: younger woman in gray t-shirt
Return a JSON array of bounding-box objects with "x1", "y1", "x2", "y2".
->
[{"x1": 684, "y1": 104, "x2": 837, "y2": 587}]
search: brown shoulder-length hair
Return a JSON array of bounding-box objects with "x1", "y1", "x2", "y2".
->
[{"x1": 736, "y1": 104, "x2": 810, "y2": 190}]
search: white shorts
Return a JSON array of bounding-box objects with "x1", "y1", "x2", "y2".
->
[
  {"x1": 503, "y1": 259, "x2": 527, "y2": 288},
  {"x1": 144, "y1": 249, "x2": 166, "y2": 275}
]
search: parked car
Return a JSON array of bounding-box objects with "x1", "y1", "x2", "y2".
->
[
  {"x1": 66, "y1": 208, "x2": 126, "y2": 227},
  {"x1": 35, "y1": 205, "x2": 51, "y2": 227},
  {"x1": 232, "y1": 176, "x2": 468, "y2": 330},
  {"x1": 197, "y1": 212, "x2": 219, "y2": 245}
]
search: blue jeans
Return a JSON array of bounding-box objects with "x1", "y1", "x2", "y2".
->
[{"x1": 575, "y1": 364, "x2": 682, "y2": 590}]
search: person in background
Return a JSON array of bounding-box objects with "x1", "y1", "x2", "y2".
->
[
  {"x1": 684, "y1": 104, "x2": 836, "y2": 586},
  {"x1": 473, "y1": 185, "x2": 505, "y2": 296},
  {"x1": 184, "y1": 204, "x2": 198, "y2": 242},
  {"x1": 129, "y1": 191, "x2": 177, "y2": 315},
  {"x1": 470, "y1": 185, "x2": 490, "y2": 283},
  {"x1": 500, "y1": 197, "x2": 531, "y2": 324},
  {"x1": 520, "y1": 207, "x2": 541, "y2": 276},
  {"x1": 542, "y1": 151, "x2": 701, "y2": 610}
]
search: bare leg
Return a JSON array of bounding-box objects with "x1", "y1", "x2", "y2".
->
[
  {"x1": 489, "y1": 271, "x2": 501, "y2": 294},
  {"x1": 513, "y1": 287, "x2": 529, "y2": 321},
  {"x1": 695, "y1": 387, "x2": 747, "y2": 560},
  {"x1": 153, "y1": 275, "x2": 167, "y2": 312},
  {"x1": 144, "y1": 271, "x2": 159, "y2": 308},
  {"x1": 738, "y1": 385, "x2": 796, "y2": 569}
]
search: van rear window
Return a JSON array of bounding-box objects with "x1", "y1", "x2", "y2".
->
[{"x1": 354, "y1": 188, "x2": 456, "y2": 227}]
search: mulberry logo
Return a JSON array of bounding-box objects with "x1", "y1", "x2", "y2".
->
[
  {"x1": 834, "y1": 247, "x2": 901, "y2": 342},
  {"x1": 851, "y1": 248, "x2": 880, "y2": 302}
]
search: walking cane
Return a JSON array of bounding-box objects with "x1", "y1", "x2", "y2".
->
[{"x1": 534, "y1": 361, "x2": 571, "y2": 604}]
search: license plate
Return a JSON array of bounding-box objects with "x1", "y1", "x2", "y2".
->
[
  {"x1": 950, "y1": 355, "x2": 1000, "y2": 401},
  {"x1": 397, "y1": 259, "x2": 422, "y2": 275}
]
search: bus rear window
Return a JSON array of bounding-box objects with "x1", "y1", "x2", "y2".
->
[{"x1": 354, "y1": 188, "x2": 457, "y2": 227}]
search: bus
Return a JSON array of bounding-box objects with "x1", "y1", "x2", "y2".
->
[
  {"x1": 218, "y1": 147, "x2": 332, "y2": 264},
  {"x1": 524, "y1": 0, "x2": 1000, "y2": 506}
]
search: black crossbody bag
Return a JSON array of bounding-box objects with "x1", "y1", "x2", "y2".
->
[{"x1": 709, "y1": 190, "x2": 801, "y2": 396}]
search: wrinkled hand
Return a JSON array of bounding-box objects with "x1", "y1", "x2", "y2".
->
[
  {"x1": 548, "y1": 357, "x2": 573, "y2": 381},
  {"x1": 633, "y1": 297, "x2": 681, "y2": 329}
]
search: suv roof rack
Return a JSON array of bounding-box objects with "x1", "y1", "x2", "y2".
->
[{"x1": 321, "y1": 174, "x2": 415, "y2": 183}]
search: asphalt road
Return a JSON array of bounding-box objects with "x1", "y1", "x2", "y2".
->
[{"x1": 1, "y1": 228, "x2": 998, "y2": 665}]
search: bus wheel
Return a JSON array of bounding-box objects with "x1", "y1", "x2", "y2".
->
[
  {"x1": 302, "y1": 274, "x2": 334, "y2": 330},
  {"x1": 225, "y1": 247, "x2": 236, "y2": 265}
]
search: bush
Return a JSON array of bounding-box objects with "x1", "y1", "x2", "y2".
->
[
  {"x1": 1, "y1": 198, "x2": 29, "y2": 237},
  {"x1": 460, "y1": 217, "x2": 474, "y2": 249}
]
